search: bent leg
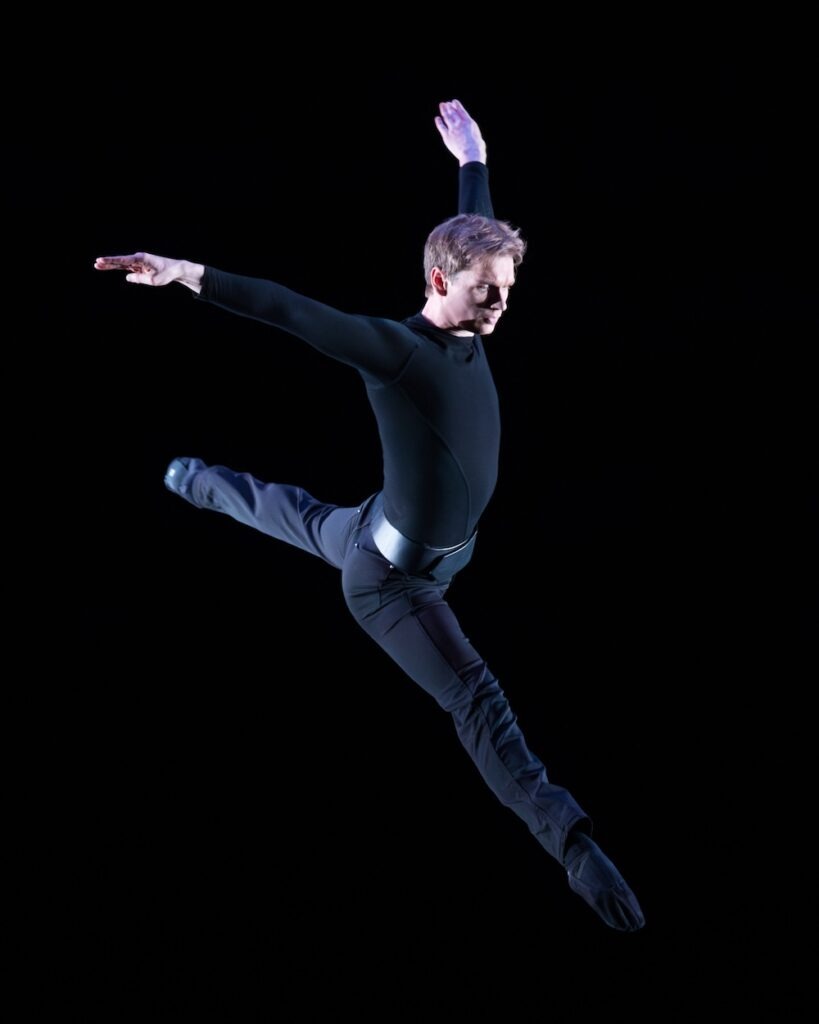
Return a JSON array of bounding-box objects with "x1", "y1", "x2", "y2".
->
[{"x1": 174, "y1": 458, "x2": 359, "y2": 568}]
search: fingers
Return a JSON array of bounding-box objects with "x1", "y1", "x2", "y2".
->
[
  {"x1": 437, "y1": 99, "x2": 472, "y2": 131},
  {"x1": 95, "y1": 254, "x2": 156, "y2": 278},
  {"x1": 94, "y1": 254, "x2": 144, "y2": 268},
  {"x1": 95, "y1": 259, "x2": 139, "y2": 272},
  {"x1": 438, "y1": 100, "x2": 457, "y2": 129}
]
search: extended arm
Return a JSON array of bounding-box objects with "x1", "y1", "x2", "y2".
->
[
  {"x1": 434, "y1": 98, "x2": 494, "y2": 217},
  {"x1": 94, "y1": 254, "x2": 414, "y2": 381}
]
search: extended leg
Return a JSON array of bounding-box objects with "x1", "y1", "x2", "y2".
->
[
  {"x1": 164, "y1": 457, "x2": 359, "y2": 568},
  {"x1": 341, "y1": 536, "x2": 644, "y2": 931}
]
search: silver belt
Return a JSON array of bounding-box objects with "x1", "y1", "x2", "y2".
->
[{"x1": 369, "y1": 494, "x2": 476, "y2": 578}]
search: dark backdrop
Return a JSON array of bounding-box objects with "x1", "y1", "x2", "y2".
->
[{"x1": 33, "y1": 53, "x2": 814, "y2": 1018}]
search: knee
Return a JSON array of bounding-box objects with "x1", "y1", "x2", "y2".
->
[{"x1": 448, "y1": 662, "x2": 505, "y2": 717}]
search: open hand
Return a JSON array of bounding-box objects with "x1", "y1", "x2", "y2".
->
[
  {"x1": 434, "y1": 99, "x2": 487, "y2": 166},
  {"x1": 94, "y1": 252, "x2": 181, "y2": 286}
]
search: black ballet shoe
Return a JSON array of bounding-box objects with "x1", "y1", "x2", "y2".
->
[
  {"x1": 164, "y1": 457, "x2": 206, "y2": 504},
  {"x1": 563, "y1": 832, "x2": 645, "y2": 932}
]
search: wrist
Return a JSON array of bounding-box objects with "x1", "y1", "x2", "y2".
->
[
  {"x1": 176, "y1": 261, "x2": 205, "y2": 293},
  {"x1": 459, "y1": 147, "x2": 487, "y2": 167}
]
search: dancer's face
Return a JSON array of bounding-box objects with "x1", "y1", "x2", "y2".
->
[{"x1": 440, "y1": 256, "x2": 515, "y2": 336}]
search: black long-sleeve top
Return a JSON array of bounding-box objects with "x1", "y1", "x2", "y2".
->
[{"x1": 199, "y1": 163, "x2": 499, "y2": 548}]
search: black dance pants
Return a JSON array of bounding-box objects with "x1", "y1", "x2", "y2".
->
[{"x1": 186, "y1": 462, "x2": 591, "y2": 862}]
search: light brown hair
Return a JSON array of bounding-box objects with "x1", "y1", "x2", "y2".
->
[{"x1": 423, "y1": 214, "x2": 526, "y2": 295}]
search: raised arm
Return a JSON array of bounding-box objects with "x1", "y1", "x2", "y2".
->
[{"x1": 434, "y1": 98, "x2": 494, "y2": 218}]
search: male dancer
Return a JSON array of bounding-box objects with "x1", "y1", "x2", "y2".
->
[{"x1": 95, "y1": 100, "x2": 644, "y2": 931}]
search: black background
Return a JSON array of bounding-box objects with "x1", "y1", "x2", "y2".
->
[{"x1": 30, "y1": 45, "x2": 815, "y2": 1018}]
